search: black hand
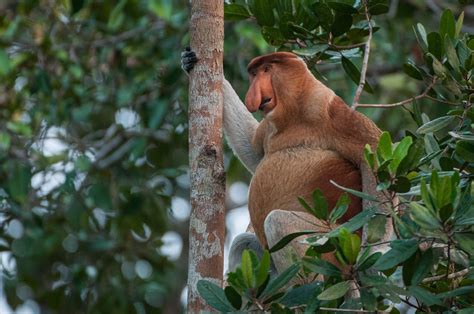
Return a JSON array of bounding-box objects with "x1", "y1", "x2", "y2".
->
[{"x1": 181, "y1": 47, "x2": 198, "y2": 73}]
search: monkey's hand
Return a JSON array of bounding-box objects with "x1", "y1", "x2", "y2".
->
[{"x1": 181, "y1": 47, "x2": 198, "y2": 74}]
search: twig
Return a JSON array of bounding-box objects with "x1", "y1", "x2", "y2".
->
[
  {"x1": 329, "y1": 42, "x2": 366, "y2": 50},
  {"x1": 422, "y1": 267, "x2": 472, "y2": 283},
  {"x1": 356, "y1": 78, "x2": 438, "y2": 108},
  {"x1": 318, "y1": 307, "x2": 373, "y2": 313},
  {"x1": 425, "y1": 95, "x2": 459, "y2": 105},
  {"x1": 352, "y1": 0, "x2": 373, "y2": 109},
  {"x1": 92, "y1": 21, "x2": 165, "y2": 47}
]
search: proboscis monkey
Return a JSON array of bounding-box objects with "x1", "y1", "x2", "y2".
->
[{"x1": 182, "y1": 49, "x2": 383, "y2": 275}]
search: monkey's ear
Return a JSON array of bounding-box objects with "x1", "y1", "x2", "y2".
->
[{"x1": 181, "y1": 47, "x2": 198, "y2": 74}]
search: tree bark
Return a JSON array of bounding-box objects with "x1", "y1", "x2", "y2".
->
[{"x1": 186, "y1": 0, "x2": 225, "y2": 312}]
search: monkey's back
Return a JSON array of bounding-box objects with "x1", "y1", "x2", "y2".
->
[{"x1": 248, "y1": 147, "x2": 362, "y2": 247}]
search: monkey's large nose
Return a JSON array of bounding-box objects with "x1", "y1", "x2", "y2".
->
[{"x1": 259, "y1": 97, "x2": 272, "y2": 111}]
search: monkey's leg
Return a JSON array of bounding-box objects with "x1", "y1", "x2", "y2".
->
[
  {"x1": 227, "y1": 232, "x2": 277, "y2": 275},
  {"x1": 263, "y1": 210, "x2": 335, "y2": 276},
  {"x1": 264, "y1": 210, "x2": 360, "y2": 298}
]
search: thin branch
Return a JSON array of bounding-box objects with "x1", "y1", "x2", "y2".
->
[
  {"x1": 356, "y1": 78, "x2": 438, "y2": 108},
  {"x1": 352, "y1": 0, "x2": 373, "y2": 109},
  {"x1": 329, "y1": 42, "x2": 366, "y2": 50},
  {"x1": 91, "y1": 21, "x2": 165, "y2": 48},
  {"x1": 425, "y1": 95, "x2": 460, "y2": 105},
  {"x1": 422, "y1": 267, "x2": 472, "y2": 283},
  {"x1": 318, "y1": 307, "x2": 373, "y2": 313}
]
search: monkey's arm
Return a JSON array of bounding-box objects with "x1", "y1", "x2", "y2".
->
[
  {"x1": 222, "y1": 79, "x2": 262, "y2": 174},
  {"x1": 327, "y1": 96, "x2": 394, "y2": 254},
  {"x1": 182, "y1": 48, "x2": 262, "y2": 173}
]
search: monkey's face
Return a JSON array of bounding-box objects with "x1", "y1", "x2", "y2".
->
[{"x1": 245, "y1": 63, "x2": 275, "y2": 115}]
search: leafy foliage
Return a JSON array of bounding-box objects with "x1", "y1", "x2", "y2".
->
[
  {"x1": 0, "y1": 0, "x2": 192, "y2": 312},
  {"x1": 199, "y1": 1, "x2": 474, "y2": 312}
]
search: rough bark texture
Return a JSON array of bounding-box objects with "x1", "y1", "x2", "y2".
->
[{"x1": 186, "y1": 0, "x2": 225, "y2": 312}]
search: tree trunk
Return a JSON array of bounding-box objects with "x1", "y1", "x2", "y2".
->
[{"x1": 186, "y1": 0, "x2": 225, "y2": 312}]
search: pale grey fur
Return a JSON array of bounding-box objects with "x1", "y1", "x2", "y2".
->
[
  {"x1": 223, "y1": 79, "x2": 262, "y2": 174},
  {"x1": 228, "y1": 232, "x2": 277, "y2": 276}
]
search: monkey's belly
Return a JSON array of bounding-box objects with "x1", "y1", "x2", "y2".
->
[{"x1": 248, "y1": 149, "x2": 362, "y2": 247}]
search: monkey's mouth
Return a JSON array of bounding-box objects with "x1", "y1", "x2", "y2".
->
[{"x1": 259, "y1": 98, "x2": 273, "y2": 113}]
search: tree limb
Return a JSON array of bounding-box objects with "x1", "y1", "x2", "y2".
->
[
  {"x1": 422, "y1": 267, "x2": 472, "y2": 283},
  {"x1": 352, "y1": 0, "x2": 372, "y2": 108}
]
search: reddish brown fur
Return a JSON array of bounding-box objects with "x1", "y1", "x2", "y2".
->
[{"x1": 245, "y1": 52, "x2": 381, "y2": 247}]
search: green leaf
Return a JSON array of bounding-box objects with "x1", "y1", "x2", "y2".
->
[
  {"x1": 397, "y1": 139, "x2": 425, "y2": 175},
  {"x1": 414, "y1": 23, "x2": 428, "y2": 50},
  {"x1": 389, "y1": 136, "x2": 413, "y2": 173},
  {"x1": 368, "y1": 0, "x2": 389, "y2": 15},
  {"x1": 269, "y1": 231, "x2": 317, "y2": 253},
  {"x1": 367, "y1": 215, "x2": 387, "y2": 243},
  {"x1": 416, "y1": 116, "x2": 456, "y2": 134},
  {"x1": 7, "y1": 163, "x2": 31, "y2": 204},
  {"x1": 409, "y1": 202, "x2": 442, "y2": 230},
  {"x1": 0, "y1": 132, "x2": 11, "y2": 151},
  {"x1": 6, "y1": 121, "x2": 32, "y2": 137},
  {"x1": 308, "y1": 239, "x2": 335, "y2": 253},
  {"x1": 341, "y1": 57, "x2": 374, "y2": 94},
  {"x1": 293, "y1": 44, "x2": 328, "y2": 57},
  {"x1": 455, "y1": 11, "x2": 464, "y2": 38},
  {"x1": 440, "y1": 9, "x2": 455, "y2": 39},
  {"x1": 338, "y1": 229, "x2": 361, "y2": 264},
  {"x1": 261, "y1": 263, "x2": 300, "y2": 297},
  {"x1": 364, "y1": 144, "x2": 376, "y2": 170},
  {"x1": 377, "y1": 131, "x2": 392, "y2": 161},
  {"x1": 224, "y1": 286, "x2": 242, "y2": 310},
  {"x1": 241, "y1": 250, "x2": 255, "y2": 288},
  {"x1": 280, "y1": 282, "x2": 323, "y2": 307},
  {"x1": 455, "y1": 141, "x2": 474, "y2": 162},
  {"x1": 224, "y1": 3, "x2": 251, "y2": 21},
  {"x1": 445, "y1": 36, "x2": 460, "y2": 72},
  {"x1": 108, "y1": 0, "x2": 127, "y2": 30},
  {"x1": 360, "y1": 288, "x2": 377, "y2": 310},
  {"x1": 390, "y1": 176, "x2": 411, "y2": 193},
  {"x1": 0, "y1": 49, "x2": 12, "y2": 76},
  {"x1": 432, "y1": 56, "x2": 447, "y2": 78},
  {"x1": 327, "y1": 207, "x2": 377, "y2": 237},
  {"x1": 317, "y1": 281, "x2": 351, "y2": 300},
  {"x1": 357, "y1": 252, "x2": 381, "y2": 271},
  {"x1": 408, "y1": 286, "x2": 442, "y2": 306},
  {"x1": 71, "y1": 0, "x2": 85, "y2": 14},
  {"x1": 437, "y1": 286, "x2": 474, "y2": 298},
  {"x1": 431, "y1": 171, "x2": 459, "y2": 210},
  {"x1": 327, "y1": 1, "x2": 358, "y2": 14},
  {"x1": 449, "y1": 131, "x2": 474, "y2": 142},
  {"x1": 373, "y1": 239, "x2": 419, "y2": 270},
  {"x1": 261, "y1": 26, "x2": 285, "y2": 46},
  {"x1": 403, "y1": 62, "x2": 423, "y2": 80},
  {"x1": 330, "y1": 180, "x2": 378, "y2": 202},
  {"x1": 256, "y1": 250, "x2": 271, "y2": 286},
  {"x1": 411, "y1": 248, "x2": 434, "y2": 285},
  {"x1": 252, "y1": 0, "x2": 275, "y2": 26},
  {"x1": 331, "y1": 13, "x2": 352, "y2": 37},
  {"x1": 312, "y1": 2, "x2": 334, "y2": 30},
  {"x1": 427, "y1": 32, "x2": 443, "y2": 59},
  {"x1": 298, "y1": 197, "x2": 313, "y2": 213},
  {"x1": 454, "y1": 233, "x2": 474, "y2": 255},
  {"x1": 312, "y1": 189, "x2": 328, "y2": 220},
  {"x1": 329, "y1": 193, "x2": 350, "y2": 224},
  {"x1": 303, "y1": 257, "x2": 342, "y2": 277},
  {"x1": 197, "y1": 280, "x2": 236, "y2": 312}
]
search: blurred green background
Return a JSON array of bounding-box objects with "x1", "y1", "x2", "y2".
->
[{"x1": 0, "y1": 0, "x2": 471, "y2": 313}]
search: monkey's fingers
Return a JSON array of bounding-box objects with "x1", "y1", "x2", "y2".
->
[{"x1": 181, "y1": 48, "x2": 198, "y2": 73}]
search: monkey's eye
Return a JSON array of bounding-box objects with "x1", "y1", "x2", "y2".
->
[
  {"x1": 263, "y1": 65, "x2": 271, "y2": 72},
  {"x1": 250, "y1": 69, "x2": 257, "y2": 76}
]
